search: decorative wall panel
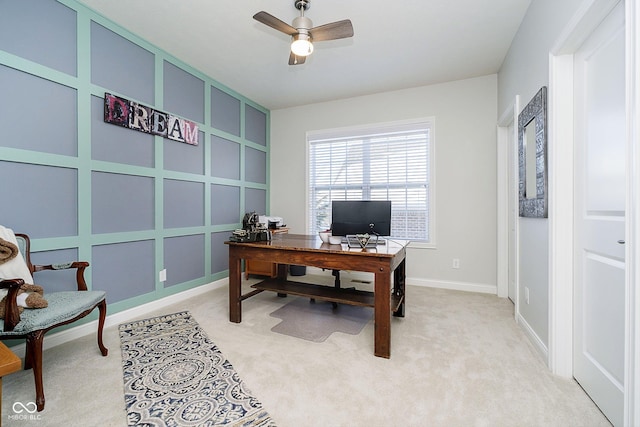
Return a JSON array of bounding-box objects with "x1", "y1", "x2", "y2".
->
[
  {"x1": 245, "y1": 188, "x2": 267, "y2": 215},
  {"x1": 163, "y1": 234, "x2": 205, "y2": 287},
  {"x1": 164, "y1": 130, "x2": 205, "y2": 174},
  {"x1": 211, "y1": 232, "x2": 230, "y2": 274},
  {"x1": 211, "y1": 184, "x2": 240, "y2": 225},
  {"x1": 92, "y1": 172, "x2": 155, "y2": 234},
  {"x1": 245, "y1": 147, "x2": 267, "y2": 184},
  {"x1": 163, "y1": 179, "x2": 205, "y2": 228},
  {"x1": 0, "y1": 65, "x2": 77, "y2": 156},
  {"x1": 91, "y1": 21, "x2": 155, "y2": 104},
  {"x1": 245, "y1": 104, "x2": 267, "y2": 146},
  {"x1": 0, "y1": 161, "x2": 78, "y2": 238},
  {"x1": 0, "y1": 0, "x2": 269, "y2": 316},
  {"x1": 0, "y1": 0, "x2": 77, "y2": 76},
  {"x1": 163, "y1": 61, "x2": 204, "y2": 124},
  {"x1": 211, "y1": 86, "x2": 241, "y2": 136},
  {"x1": 211, "y1": 135, "x2": 240, "y2": 179},
  {"x1": 92, "y1": 240, "x2": 156, "y2": 303}
]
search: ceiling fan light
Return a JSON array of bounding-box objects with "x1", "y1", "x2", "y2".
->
[{"x1": 291, "y1": 34, "x2": 313, "y2": 57}]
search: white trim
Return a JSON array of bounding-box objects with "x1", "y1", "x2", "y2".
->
[
  {"x1": 625, "y1": 0, "x2": 640, "y2": 424},
  {"x1": 547, "y1": 53, "x2": 575, "y2": 378},
  {"x1": 429, "y1": 119, "x2": 437, "y2": 248},
  {"x1": 552, "y1": 0, "x2": 620, "y2": 54},
  {"x1": 517, "y1": 311, "x2": 549, "y2": 362},
  {"x1": 408, "y1": 277, "x2": 496, "y2": 295},
  {"x1": 497, "y1": 97, "x2": 521, "y2": 303},
  {"x1": 496, "y1": 118, "x2": 509, "y2": 298},
  {"x1": 512, "y1": 97, "x2": 521, "y2": 317},
  {"x1": 300, "y1": 267, "x2": 496, "y2": 295},
  {"x1": 406, "y1": 241, "x2": 436, "y2": 250},
  {"x1": 306, "y1": 117, "x2": 434, "y2": 141},
  {"x1": 8, "y1": 279, "x2": 227, "y2": 359}
]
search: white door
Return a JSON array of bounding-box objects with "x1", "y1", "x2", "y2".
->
[{"x1": 573, "y1": 3, "x2": 626, "y2": 426}]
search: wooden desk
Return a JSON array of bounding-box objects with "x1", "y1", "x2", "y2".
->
[
  {"x1": 244, "y1": 227, "x2": 289, "y2": 278},
  {"x1": 226, "y1": 234, "x2": 407, "y2": 358}
]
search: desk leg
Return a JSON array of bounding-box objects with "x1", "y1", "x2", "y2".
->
[
  {"x1": 374, "y1": 270, "x2": 391, "y2": 358},
  {"x1": 229, "y1": 251, "x2": 242, "y2": 323},
  {"x1": 393, "y1": 259, "x2": 406, "y2": 318},
  {"x1": 276, "y1": 264, "x2": 288, "y2": 298},
  {"x1": 276, "y1": 263, "x2": 288, "y2": 279}
]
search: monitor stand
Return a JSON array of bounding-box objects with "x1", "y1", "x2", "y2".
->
[
  {"x1": 310, "y1": 269, "x2": 353, "y2": 308},
  {"x1": 331, "y1": 269, "x2": 355, "y2": 308},
  {"x1": 332, "y1": 269, "x2": 341, "y2": 288}
]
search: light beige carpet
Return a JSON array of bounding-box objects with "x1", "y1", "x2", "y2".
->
[{"x1": 1, "y1": 281, "x2": 612, "y2": 426}]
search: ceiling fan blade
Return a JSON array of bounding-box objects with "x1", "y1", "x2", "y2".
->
[
  {"x1": 288, "y1": 52, "x2": 306, "y2": 66},
  {"x1": 253, "y1": 11, "x2": 297, "y2": 35},
  {"x1": 310, "y1": 19, "x2": 354, "y2": 42}
]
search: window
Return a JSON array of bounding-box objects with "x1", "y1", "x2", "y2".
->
[{"x1": 307, "y1": 119, "x2": 434, "y2": 243}]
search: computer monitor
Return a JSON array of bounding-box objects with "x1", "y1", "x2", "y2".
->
[{"x1": 331, "y1": 200, "x2": 392, "y2": 236}]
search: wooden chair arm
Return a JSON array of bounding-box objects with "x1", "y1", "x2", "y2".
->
[
  {"x1": 33, "y1": 262, "x2": 90, "y2": 291},
  {"x1": 0, "y1": 278, "x2": 25, "y2": 331}
]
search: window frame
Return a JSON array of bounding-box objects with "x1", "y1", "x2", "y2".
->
[{"x1": 305, "y1": 118, "x2": 436, "y2": 248}]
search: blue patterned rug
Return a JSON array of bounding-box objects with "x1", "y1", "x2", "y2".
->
[{"x1": 119, "y1": 311, "x2": 275, "y2": 426}]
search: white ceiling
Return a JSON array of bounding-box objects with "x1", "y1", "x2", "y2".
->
[{"x1": 76, "y1": 0, "x2": 531, "y2": 110}]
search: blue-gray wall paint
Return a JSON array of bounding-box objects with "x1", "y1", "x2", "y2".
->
[
  {"x1": 0, "y1": 66, "x2": 78, "y2": 156},
  {"x1": 91, "y1": 20, "x2": 155, "y2": 104},
  {"x1": 211, "y1": 135, "x2": 241, "y2": 180},
  {"x1": 211, "y1": 86, "x2": 241, "y2": 137},
  {"x1": 0, "y1": 0, "x2": 269, "y2": 314},
  {"x1": 0, "y1": 161, "x2": 79, "y2": 237},
  {"x1": 0, "y1": 0, "x2": 77, "y2": 76}
]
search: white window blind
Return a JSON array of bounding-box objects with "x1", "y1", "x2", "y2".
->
[{"x1": 307, "y1": 120, "x2": 433, "y2": 241}]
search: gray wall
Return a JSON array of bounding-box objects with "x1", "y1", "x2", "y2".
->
[
  {"x1": 271, "y1": 75, "x2": 499, "y2": 292},
  {"x1": 498, "y1": 0, "x2": 584, "y2": 348},
  {"x1": 0, "y1": 0, "x2": 269, "y2": 313}
]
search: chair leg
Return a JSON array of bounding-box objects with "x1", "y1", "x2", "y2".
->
[
  {"x1": 24, "y1": 339, "x2": 33, "y2": 370},
  {"x1": 97, "y1": 299, "x2": 108, "y2": 357},
  {"x1": 26, "y1": 331, "x2": 46, "y2": 412}
]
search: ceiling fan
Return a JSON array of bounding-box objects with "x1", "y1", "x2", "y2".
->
[{"x1": 253, "y1": 0, "x2": 354, "y2": 65}]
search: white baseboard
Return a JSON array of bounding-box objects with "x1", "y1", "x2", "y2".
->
[
  {"x1": 516, "y1": 312, "x2": 549, "y2": 364},
  {"x1": 303, "y1": 267, "x2": 497, "y2": 295},
  {"x1": 9, "y1": 278, "x2": 228, "y2": 359},
  {"x1": 408, "y1": 277, "x2": 497, "y2": 294}
]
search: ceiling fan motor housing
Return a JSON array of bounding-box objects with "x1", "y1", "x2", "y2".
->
[
  {"x1": 292, "y1": 16, "x2": 313, "y2": 32},
  {"x1": 294, "y1": 0, "x2": 310, "y2": 11}
]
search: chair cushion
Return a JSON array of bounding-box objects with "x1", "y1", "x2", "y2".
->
[{"x1": 0, "y1": 291, "x2": 106, "y2": 335}]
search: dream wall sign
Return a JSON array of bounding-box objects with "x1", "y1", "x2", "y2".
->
[{"x1": 104, "y1": 93, "x2": 199, "y2": 146}]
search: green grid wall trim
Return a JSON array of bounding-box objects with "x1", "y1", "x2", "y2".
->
[{"x1": 0, "y1": 0, "x2": 270, "y2": 314}]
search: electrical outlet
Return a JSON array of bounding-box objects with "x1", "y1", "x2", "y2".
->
[
  {"x1": 159, "y1": 269, "x2": 167, "y2": 282},
  {"x1": 452, "y1": 258, "x2": 460, "y2": 269},
  {"x1": 524, "y1": 286, "x2": 530, "y2": 304}
]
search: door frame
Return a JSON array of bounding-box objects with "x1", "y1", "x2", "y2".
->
[
  {"x1": 497, "y1": 96, "x2": 520, "y2": 306},
  {"x1": 548, "y1": 0, "x2": 640, "y2": 424}
]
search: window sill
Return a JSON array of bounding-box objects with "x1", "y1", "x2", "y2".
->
[{"x1": 406, "y1": 241, "x2": 436, "y2": 249}]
